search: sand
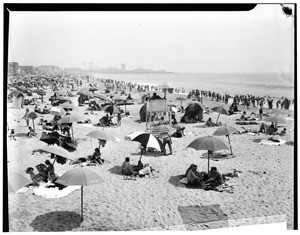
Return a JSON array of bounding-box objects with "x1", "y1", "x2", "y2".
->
[{"x1": 6, "y1": 78, "x2": 295, "y2": 231}]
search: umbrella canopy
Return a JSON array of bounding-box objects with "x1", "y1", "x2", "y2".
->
[
  {"x1": 60, "y1": 102, "x2": 75, "y2": 110},
  {"x1": 176, "y1": 96, "x2": 187, "y2": 101},
  {"x1": 263, "y1": 115, "x2": 287, "y2": 124},
  {"x1": 27, "y1": 112, "x2": 38, "y2": 119},
  {"x1": 213, "y1": 125, "x2": 240, "y2": 154},
  {"x1": 93, "y1": 93, "x2": 112, "y2": 102},
  {"x1": 102, "y1": 104, "x2": 121, "y2": 114},
  {"x1": 58, "y1": 114, "x2": 85, "y2": 124},
  {"x1": 86, "y1": 130, "x2": 115, "y2": 141},
  {"x1": 50, "y1": 106, "x2": 67, "y2": 116},
  {"x1": 55, "y1": 90, "x2": 68, "y2": 96},
  {"x1": 125, "y1": 131, "x2": 148, "y2": 141},
  {"x1": 77, "y1": 90, "x2": 94, "y2": 97},
  {"x1": 156, "y1": 82, "x2": 170, "y2": 90},
  {"x1": 38, "y1": 145, "x2": 76, "y2": 162},
  {"x1": 150, "y1": 125, "x2": 175, "y2": 136},
  {"x1": 55, "y1": 167, "x2": 105, "y2": 219},
  {"x1": 132, "y1": 133, "x2": 164, "y2": 152},
  {"x1": 211, "y1": 106, "x2": 228, "y2": 123},
  {"x1": 187, "y1": 136, "x2": 230, "y2": 172},
  {"x1": 89, "y1": 87, "x2": 98, "y2": 91},
  {"x1": 40, "y1": 131, "x2": 61, "y2": 145},
  {"x1": 8, "y1": 171, "x2": 31, "y2": 193}
]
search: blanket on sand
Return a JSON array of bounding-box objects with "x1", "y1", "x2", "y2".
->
[{"x1": 178, "y1": 204, "x2": 228, "y2": 230}]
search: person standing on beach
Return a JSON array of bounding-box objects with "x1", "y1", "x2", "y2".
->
[
  {"x1": 160, "y1": 132, "x2": 172, "y2": 156},
  {"x1": 117, "y1": 112, "x2": 122, "y2": 126},
  {"x1": 259, "y1": 104, "x2": 263, "y2": 120},
  {"x1": 21, "y1": 108, "x2": 30, "y2": 127}
]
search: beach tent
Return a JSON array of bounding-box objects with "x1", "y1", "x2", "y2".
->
[
  {"x1": 181, "y1": 102, "x2": 204, "y2": 122},
  {"x1": 12, "y1": 91, "x2": 24, "y2": 109}
]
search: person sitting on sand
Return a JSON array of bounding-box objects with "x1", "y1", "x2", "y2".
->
[
  {"x1": 204, "y1": 167, "x2": 224, "y2": 189},
  {"x1": 185, "y1": 164, "x2": 202, "y2": 186},
  {"x1": 240, "y1": 111, "x2": 247, "y2": 121},
  {"x1": 42, "y1": 106, "x2": 49, "y2": 114},
  {"x1": 45, "y1": 160, "x2": 54, "y2": 177},
  {"x1": 25, "y1": 167, "x2": 44, "y2": 187},
  {"x1": 279, "y1": 128, "x2": 287, "y2": 136},
  {"x1": 34, "y1": 106, "x2": 41, "y2": 113},
  {"x1": 61, "y1": 123, "x2": 71, "y2": 136},
  {"x1": 88, "y1": 148, "x2": 104, "y2": 165},
  {"x1": 27, "y1": 127, "x2": 37, "y2": 138},
  {"x1": 172, "y1": 126, "x2": 185, "y2": 138},
  {"x1": 267, "y1": 122, "x2": 277, "y2": 135},
  {"x1": 259, "y1": 122, "x2": 267, "y2": 133},
  {"x1": 205, "y1": 117, "x2": 215, "y2": 127},
  {"x1": 122, "y1": 157, "x2": 138, "y2": 176}
]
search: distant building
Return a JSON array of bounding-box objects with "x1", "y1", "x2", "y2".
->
[
  {"x1": 35, "y1": 65, "x2": 62, "y2": 74},
  {"x1": 121, "y1": 63, "x2": 126, "y2": 71},
  {"x1": 19, "y1": 66, "x2": 35, "y2": 75},
  {"x1": 8, "y1": 62, "x2": 20, "y2": 75}
]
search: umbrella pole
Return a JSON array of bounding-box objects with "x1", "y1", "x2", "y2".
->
[
  {"x1": 81, "y1": 185, "x2": 84, "y2": 220},
  {"x1": 52, "y1": 156, "x2": 57, "y2": 165},
  {"x1": 207, "y1": 151, "x2": 210, "y2": 173},
  {"x1": 228, "y1": 136, "x2": 233, "y2": 155},
  {"x1": 71, "y1": 125, "x2": 74, "y2": 140},
  {"x1": 216, "y1": 113, "x2": 220, "y2": 124},
  {"x1": 32, "y1": 119, "x2": 35, "y2": 131}
]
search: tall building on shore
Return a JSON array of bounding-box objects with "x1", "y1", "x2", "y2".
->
[
  {"x1": 121, "y1": 63, "x2": 126, "y2": 71},
  {"x1": 8, "y1": 62, "x2": 20, "y2": 75}
]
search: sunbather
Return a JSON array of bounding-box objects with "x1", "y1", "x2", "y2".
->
[
  {"x1": 25, "y1": 167, "x2": 44, "y2": 187},
  {"x1": 27, "y1": 127, "x2": 37, "y2": 138},
  {"x1": 205, "y1": 118, "x2": 215, "y2": 127},
  {"x1": 279, "y1": 128, "x2": 287, "y2": 136},
  {"x1": 185, "y1": 164, "x2": 203, "y2": 186},
  {"x1": 88, "y1": 148, "x2": 104, "y2": 165},
  {"x1": 122, "y1": 157, "x2": 138, "y2": 176},
  {"x1": 204, "y1": 167, "x2": 224, "y2": 189}
]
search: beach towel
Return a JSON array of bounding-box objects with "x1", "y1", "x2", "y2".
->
[
  {"x1": 200, "y1": 152, "x2": 236, "y2": 161},
  {"x1": 235, "y1": 121, "x2": 259, "y2": 125},
  {"x1": 178, "y1": 204, "x2": 228, "y2": 230},
  {"x1": 33, "y1": 184, "x2": 81, "y2": 199},
  {"x1": 259, "y1": 139, "x2": 286, "y2": 146}
]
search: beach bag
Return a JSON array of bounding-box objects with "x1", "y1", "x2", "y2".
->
[{"x1": 139, "y1": 166, "x2": 151, "y2": 175}]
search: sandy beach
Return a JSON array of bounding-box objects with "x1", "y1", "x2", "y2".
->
[{"x1": 6, "y1": 77, "x2": 295, "y2": 232}]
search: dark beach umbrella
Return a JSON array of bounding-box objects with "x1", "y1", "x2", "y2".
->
[
  {"x1": 211, "y1": 106, "x2": 228, "y2": 124},
  {"x1": 40, "y1": 131, "x2": 61, "y2": 145},
  {"x1": 213, "y1": 125, "x2": 239, "y2": 155},
  {"x1": 187, "y1": 136, "x2": 230, "y2": 172},
  {"x1": 150, "y1": 125, "x2": 175, "y2": 137},
  {"x1": 185, "y1": 102, "x2": 205, "y2": 113},
  {"x1": 55, "y1": 167, "x2": 105, "y2": 220},
  {"x1": 102, "y1": 104, "x2": 121, "y2": 114},
  {"x1": 27, "y1": 111, "x2": 38, "y2": 131}
]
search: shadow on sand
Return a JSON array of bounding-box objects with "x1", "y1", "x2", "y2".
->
[
  {"x1": 252, "y1": 138, "x2": 262, "y2": 143},
  {"x1": 107, "y1": 165, "x2": 123, "y2": 175},
  {"x1": 30, "y1": 211, "x2": 82, "y2": 232}
]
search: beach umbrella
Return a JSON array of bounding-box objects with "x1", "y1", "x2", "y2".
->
[
  {"x1": 213, "y1": 125, "x2": 239, "y2": 155},
  {"x1": 38, "y1": 144, "x2": 77, "y2": 164},
  {"x1": 27, "y1": 111, "x2": 38, "y2": 131},
  {"x1": 8, "y1": 171, "x2": 31, "y2": 193},
  {"x1": 58, "y1": 114, "x2": 85, "y2": 140},
  {"x1": 55, "y1": 167, "x2": 105, "y2": 220},
  {"x1": 102, "y1": 104, "x2": 121, "y2": 114},
  {"x1": 77, "y1": 90, "x2": 94, "y2": 97},
  {"x1": 263, "y1": 115, "x2": 287, "y2": 125},
  {"x1": 89, "y1": 87, "x2": 98, "y2": 91},
  {"x1": 125, "y1": 131, "x2": 148, "y2": 141},
  {"x1": 211, "y1": 106, "x2": 228, "y2": 124},
  {"x1": 40, "y1": 131, "x2": 61, "y2": 145},
  {"x1": 150, "y1": 125, "x2": 175, "y2": 136},
  {"x1": 186, "y1": 102, "x2": 205, "y2": 113},
  {"x1": 187, "y1": 136, "x2": 230, "y2": 172},
  {"x1": 176, "y1": 95, "x2": 187, "y2": 106},
  {"x1": 132, "y1": 133, "x2": 164, "y2": 156},
  {"x1": 86, "y1": 130, "x2": 115, "y2": 149},
  {"x1": 50, "y1": 106, "x2": 67, "y2": 116},
  {"x1": 55, "y1": 90, "x2": 68, "y2": 96},
  {"x1": 156, "y1": 82, "x2": 170, "y2": 98},
  {"x1": 60, "y1": 102, "x2": 75, "y2": 110}
]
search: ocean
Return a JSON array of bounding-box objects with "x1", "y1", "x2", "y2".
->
[{"x1": 94, "y1": 73, "x2": 294, "y2": 100}]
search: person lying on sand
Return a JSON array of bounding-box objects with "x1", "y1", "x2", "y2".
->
[{"x1": 278, "y1": 128, "x2": 287, "y2": 136}]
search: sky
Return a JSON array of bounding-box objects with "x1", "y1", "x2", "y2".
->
[{"x1": 8, "y1": 4, "x2": 294, "y2": 74}]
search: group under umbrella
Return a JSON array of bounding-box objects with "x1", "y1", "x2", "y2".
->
[{"x1": 187, "y1": 135, "x2": 230, "y2": 172}]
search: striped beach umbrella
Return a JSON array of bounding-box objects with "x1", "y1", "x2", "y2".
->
[
  {"x1": 132, "y1": 133, "x2": 164, "y2": 152},
  {"x1": 8, "y1": 171, "x2": 31, "y2": 193},
  {"x1": 150, "y1": 125, "x2": 175, "y2": 136},
  {"x1": 102, "y1": 104, "x2": 120, "y2": 114}
]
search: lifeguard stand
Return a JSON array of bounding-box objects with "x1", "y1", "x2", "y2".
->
[{"x1": 145, "y1": 98, "x2": 171, "y2": 128}]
